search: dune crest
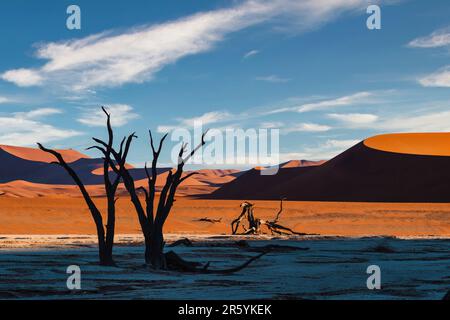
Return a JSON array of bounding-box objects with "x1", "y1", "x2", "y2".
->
[
  {"x1": 364, "y1": 132, "x2": 450, "y2": 156},
  {"x1": 0, "y1": 145, "x2": 89, "y2": 163}
]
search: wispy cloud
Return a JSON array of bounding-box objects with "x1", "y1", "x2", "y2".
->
[
  {"x1": 268, "y1": 92, "x2": 375, "y2": 114},
  {"x1": 0, "y1": 108, "x2": 82, "y2": 146},
  {"x1": 158, "y1": 111, "x2": 232, "y2": 133},
  {"x1": 0, "y1": 96, "x2": 11, "y2": 104},
  {"x1": 77, "y1": 104, "x2": 139, "y2": 127},
  {"x1": 1, "y1": 68, "x2": 44, "y2": 87},
  {"x1": 419, "y1": 66, "x2": 450, "y2": 88},
  {"x1": 14, "y1": 108, "x2": 62, "y2": 119},
  {"x1": 295, "y1": 92, "x2": 373, "y2": 113},
  {"x1": 408, "y1": 27, "x2": 450, "y2": 48},
  {"x1": 243, "y1": 49, "x2": 260, "y2": 59},
  {"x1": 333, "y1": 109, "x2": 450, "y2": 132},
  {"x1": 179, "y1": 111, "x2": 231, "y2": 127},
  {"x1": 259, "y1": 121, "x2": 284, "y2": 129},
  {"x1": 280, "y1": 139, "x2": 359, "y2": 161},
  {"x1": 328, "y1": 113, "x2": 378, "y2": 125},
  {"x1": 376, "y1": 110, "x2": 450, "y2": 132},
  {"x1": 255, "y1": 75, "x2": 290, "y2": 83},
  {"x1": 1, "y1": 0, "x2": 371, "y2": 92},
  {"x1": 284, "y1": 122, "x2": 331, "y2": 133}
]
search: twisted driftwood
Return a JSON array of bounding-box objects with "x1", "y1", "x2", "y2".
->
[{"x1": 231, "y1": 198, "x2": 306, "y2": 236}]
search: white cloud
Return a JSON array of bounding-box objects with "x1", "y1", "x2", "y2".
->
[
  {"x1": 243, "y1": 50, "x2": 260, "y2": 59},
  {"x1": 1, "y1": 0, "x2": 371, "y2": 91},
  {"x1": 284, "y1": 122, "x2": 331, "y2": 133},
  {"x1": 408, "y1": 27, "x2": 450, "y2": 48},
  {"x1": 304, "y1": 139, "x2": 360, "y2": 159},
  {"x1": 328, "y1": 113, "x2": 378, "y2": 125},
  {"x1": 0, "y1": 96, "x2": 10, "y2": 104},
  {"x1": 296, "y1": 92, "x2": 373, "y2": 112},
  {"x1": 157, "y1": 111, "x2": 232, "y2": 133},
  {"x1": 1, "y1": 68, "x2": 43, "y2": 87},
  {"x1": 333, "y1": 109, "x2": 450, "y2": 133},
  {"x1": 260, "y1": 121, "x2": 284, "y2": 128},
  {"x1": 255, "y1": 75, "x2": 290, "y2": 83},
  {"x1": 419, "y1": 66, "x2": 450, "y2": 88},
  {"x1": 282, "y1": 139, "x2": 359, "y2": 160},
  {"x1": 268, "y1": 91, "x2": 375, "y2": 114},
  {"x1": 0, "y1": 108, "x2": 82, "y2": 146},
  {"x1": 179, "y1": 111, "x2": 231, "y2": 127},
  {"x1": 376, "y1": 110, "x2": 450, "y2": 132},
  {"x1": 77, "y1": 104, "x2": 139, "y2": 127},
  {"x1": 14, "y1": 108, "x2": 62, "y2": 119}
]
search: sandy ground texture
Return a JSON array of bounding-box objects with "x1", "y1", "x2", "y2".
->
[
  {"x1": 1, "y1": 197, "x2": 450, "y2": 238},
  {"x1": 0, "y1": 237, "x2": 449, "y2": 299}
]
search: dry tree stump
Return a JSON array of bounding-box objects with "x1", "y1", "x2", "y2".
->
[{"x1": 231, "y1": 198, "x2": 306, "y2": 236}]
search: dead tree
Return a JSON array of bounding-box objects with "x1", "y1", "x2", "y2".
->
[
  {"x1": 231, "y1": 198, "x2": 306, "y2": 236},
  {"x1": 90, "y1": 116, "x2": 208, "y2": 269},
  {"x1": 37, "y1": 108, "x2": 122, "y2": 266},
  {"x1": 91, "y1": 117, "x2": 267, "y2": 272}
]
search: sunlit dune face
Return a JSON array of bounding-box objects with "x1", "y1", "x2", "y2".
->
[
  {"x1": 0, "y1": 145, "x2": 89, "y2": 163},
  {"x1": 364, "y1": 133, "x2": 450, "y2": 156}
]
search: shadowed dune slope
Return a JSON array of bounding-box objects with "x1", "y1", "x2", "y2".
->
[
  {"x1": 0, "y1": 145, "x2": 165, "y2": 185},
  {"x1": 210, "y1": 133, "x2": 450, "y2": 202}
]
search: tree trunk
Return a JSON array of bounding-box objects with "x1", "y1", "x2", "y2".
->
[
  {"x1": 148, "y1": 225, "x2": 166, "y2": 269},
  {"x1": 97, "y1": 237, "x2": 114, "y2": 266}
]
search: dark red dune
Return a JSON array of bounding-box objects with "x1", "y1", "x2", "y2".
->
[{"x1": 210, "y1": 133, "x2": 450, "y2": 202}]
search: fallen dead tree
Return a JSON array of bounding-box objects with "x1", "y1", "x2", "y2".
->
[
  {"x1": 194, "y1": 217, "x2": 222, "y2": 223},
  {"x1": 165, "y1": 251, "x2": 268, "y2": 274},
  {"x1": 231, "y1": 198, "x2": 307, "y2": 236}
]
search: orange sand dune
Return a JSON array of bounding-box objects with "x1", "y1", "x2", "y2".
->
[
  {"x1": 0, "y1": 167, "x2": 240, "y2": 198},
  {"x1": 0, "y1": 145, "x2": 89, "y2": 163},
  {"x1": 365, "y1": 132, "x2": 450, "y2": 156},
  {"x1": 0, "y1": 180, "x2": 108, "y2": 198},
  {"x1": 0, "y1": 196, "x2": 449, "y2": 237}
]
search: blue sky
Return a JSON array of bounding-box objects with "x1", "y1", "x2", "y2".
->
[{"x1": 0, "y1": 0, "x2": 449, "y2": 167}]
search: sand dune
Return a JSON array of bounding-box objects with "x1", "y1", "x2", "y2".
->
[
  {"x1": 211, "y1": 133, "x2": 450, "y2": 202},
  {"x1": 0, "y1": 145, "x2": 89, "y2": 163},
  {"x1": 365, "y1": 132, "x2": 450, "y2": 156},
  {"x1": 0, "y1": 144, "x2": 240, "y2": 197}
]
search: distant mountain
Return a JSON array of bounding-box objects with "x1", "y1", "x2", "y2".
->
[{"x1": 209, "y1": 133, "x2": 450, "y2": 203}]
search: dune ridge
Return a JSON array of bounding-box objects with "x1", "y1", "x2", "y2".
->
[{"x1": 211, "y1": 133, "x2": 450, "y2": 202}]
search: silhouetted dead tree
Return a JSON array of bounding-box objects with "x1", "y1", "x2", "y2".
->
[
  {"x1": 91, "y1": 116, "x2": 208, "y2": 269},
  {"x1": 231, "y1": 198, "x2": 306, "y2": 236},
  {"x1": 91, "y1": 117, "x2": 267, "y2": 272},
  {"x1": 37, "y1": 108, "x2": 122, "y2": 266}
]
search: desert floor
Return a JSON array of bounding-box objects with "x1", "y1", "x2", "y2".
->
[
  {"x1": 1, "y1": 196, "x2": 450, "y2": 238},
  {"x1": 1, "y1": 238, "x2": 449, "y2": 299}
]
